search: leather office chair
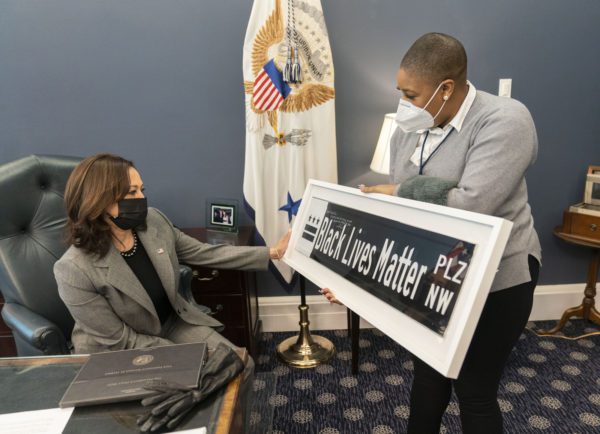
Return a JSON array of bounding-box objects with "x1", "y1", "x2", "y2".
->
[{"x1": 0, "y1": 155, "x2": 81, "y2": 355}]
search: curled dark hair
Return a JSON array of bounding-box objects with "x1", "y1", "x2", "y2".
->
[{"x1": 64, "y1": 154, "x2": 136, "y2": 257}]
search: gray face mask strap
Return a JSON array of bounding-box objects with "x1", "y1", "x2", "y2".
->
[
  {"x1": 431, "y1": 96, "x2": 448, "y2": 121},
  {"x1": 426, "y1": 81, "x2": 451, "y2": 123},
  {"x1": 421, "y1": 81, "x2": 445, "y2": 111}
]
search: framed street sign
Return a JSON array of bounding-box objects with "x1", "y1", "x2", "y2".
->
[{"x1": 284, "y1": 180, "x2": 513, "y2": 378}]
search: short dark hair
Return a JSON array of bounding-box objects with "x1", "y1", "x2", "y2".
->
[
  {"x1": 400, "y1": 33, "x2": 467, "y2": 84},
  {"x1": 64, "y1": 153, "x2": 137, "y2": 257}
]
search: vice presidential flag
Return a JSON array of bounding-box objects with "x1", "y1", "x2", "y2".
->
[{"x1": 243, "y1": 0, "x2": 337, "y2": 287}]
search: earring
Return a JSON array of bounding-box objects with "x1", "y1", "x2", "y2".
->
[{"x1": 443, "y1": 95, "x2": 449, "y2": 101}]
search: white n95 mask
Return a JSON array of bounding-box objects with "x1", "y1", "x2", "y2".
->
[{"x1": 395, "y1": 82, "x2": 448, "y2": 132}]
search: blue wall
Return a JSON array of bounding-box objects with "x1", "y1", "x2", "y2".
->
[{"x1": 1, "y1": 0, "x2": 599, "y2": 295}]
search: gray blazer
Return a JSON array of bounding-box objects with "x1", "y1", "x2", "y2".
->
[{"x1": 54, "y1": 208, "x2": 269, "y2": 354}]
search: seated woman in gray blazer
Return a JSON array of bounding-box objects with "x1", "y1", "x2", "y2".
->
[{"x1": 54, "y1": 153, "x2": 290, "y2": 354}]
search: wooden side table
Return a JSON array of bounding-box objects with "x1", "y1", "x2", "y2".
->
[
  {"x1": 537, "y1": 227, "x2": 600, "y2": 335},
  {"x1": 180, "y1": 227, "x2": 262, "y2": 358}
]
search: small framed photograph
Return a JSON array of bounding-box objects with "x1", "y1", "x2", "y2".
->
[{"x1": 206, "y1": 199, "x2": 238, "y2": 233}]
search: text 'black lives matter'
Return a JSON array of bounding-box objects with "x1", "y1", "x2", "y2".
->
[{"x1": 299, "y1": 201, "x2": 475, "y2": 335}]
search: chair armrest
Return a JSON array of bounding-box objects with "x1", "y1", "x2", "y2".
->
[
  {"x1": 1, "y1": 303, "x2": 70, "y2": 355},
  {"x1": 178, "y1": 265, "x2": 211, "y2": 315},
  {"x1": 178, "y1": 264, "x2": 194, "y2": 302}
]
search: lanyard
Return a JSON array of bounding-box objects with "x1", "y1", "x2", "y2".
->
[{"x1": 419, "y1": 128, "x2": 454, "y2": 175}]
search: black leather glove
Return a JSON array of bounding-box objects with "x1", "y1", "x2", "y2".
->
[{"x1": 137, "y1": 343, "x2": 245, "y2": 432}]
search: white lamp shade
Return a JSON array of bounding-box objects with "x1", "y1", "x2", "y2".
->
[{"x1": 370, "y1": 113, "x2": 397, "y2": 175}]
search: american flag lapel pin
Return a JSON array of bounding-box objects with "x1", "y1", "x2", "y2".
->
[{"x1": 157, "y1": 248, "x2": 164, "y2": 254}]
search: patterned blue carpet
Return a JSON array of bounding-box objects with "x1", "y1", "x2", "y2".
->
[{"x1": 251, "y1": 320, "x2": 600, "y2": 433}]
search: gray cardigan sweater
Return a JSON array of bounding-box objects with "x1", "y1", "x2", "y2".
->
[{"x1": 390, "y1": 89, "x2": 542, "y2": 292}]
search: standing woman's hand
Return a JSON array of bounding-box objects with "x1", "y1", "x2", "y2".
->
[
  {"x1": 319, "y1": 288, "x2": 343, "y2": 305},
  {"x1": 358, "y1": 184, "x2": 397, "y2": 195},
  {"x1": 270, "y1": 229, "x2": 292, "y2": 260}
]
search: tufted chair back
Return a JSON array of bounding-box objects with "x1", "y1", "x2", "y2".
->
[{"x1": 0, "y1": 155, "x2": 81, "y2": 355}]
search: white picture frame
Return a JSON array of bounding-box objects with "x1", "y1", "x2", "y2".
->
[
  {"x1": 584, "y1": 165, "x2": 600, "y2": 206},
  {"x1": 284, "y1": 180, "x2": 513, "y2": 378}
]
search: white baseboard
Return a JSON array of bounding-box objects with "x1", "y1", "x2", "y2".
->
[
  {"x1": 258, "y1": 284, "x2": 587, "y2": 332},
  {"x1": 528, "y1": 284, "x2": 586, "y2": 321}
]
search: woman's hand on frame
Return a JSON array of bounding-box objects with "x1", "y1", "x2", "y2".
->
[
  {"x1": 319, "y1": 287, "x2": 342, "y2": 305},
  {"x1": 270, "y1": 229, "x2": 292, "y2": 260},
  {"x1": 358, "y1": 184, "x2": 397, "y2": 195}
]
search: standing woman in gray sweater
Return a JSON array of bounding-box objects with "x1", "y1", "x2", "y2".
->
[{"x1": 323, "y1": 33, "x2": 541, "y2": 434}]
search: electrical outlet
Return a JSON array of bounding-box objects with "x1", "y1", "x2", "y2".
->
[{"x1": 498, "y1": 78, "x2": 512, "y2": 98}]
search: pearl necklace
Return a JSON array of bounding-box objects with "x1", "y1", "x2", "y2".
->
[{"x1": 120, "y1": 231, "x2": 138, "y2": 257}]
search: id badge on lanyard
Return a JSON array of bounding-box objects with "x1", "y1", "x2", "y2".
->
[{"x1": 419, "y1": 128, "x2": 454, "y2": 175}]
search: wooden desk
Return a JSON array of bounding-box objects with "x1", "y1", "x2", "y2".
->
[
  {"x1": 538, "y1": 227, "x2": 600, "y2": 335},
  {"x1": 181, "y1": 227, "x2": 262, "y2": 357},
  {"x1": 0, "y1": 350, "x2": 246, "y2": 434}
]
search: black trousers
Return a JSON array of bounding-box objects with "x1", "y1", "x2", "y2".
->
[{"x1": 407, "y1": 255, "x2": 540, "y2": 434}]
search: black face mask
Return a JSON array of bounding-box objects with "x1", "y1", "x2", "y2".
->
[{"x1": 110, "y1": 198, "x2": 148, "y2": 230}]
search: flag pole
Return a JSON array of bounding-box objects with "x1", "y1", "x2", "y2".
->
[{"x1": 276, "y1": 275, "x2": 335, "y2": 368}]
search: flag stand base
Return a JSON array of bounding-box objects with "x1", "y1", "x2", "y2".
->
[{"x1": 276, "y1": 277, "x2": 335, "y2": 368}]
